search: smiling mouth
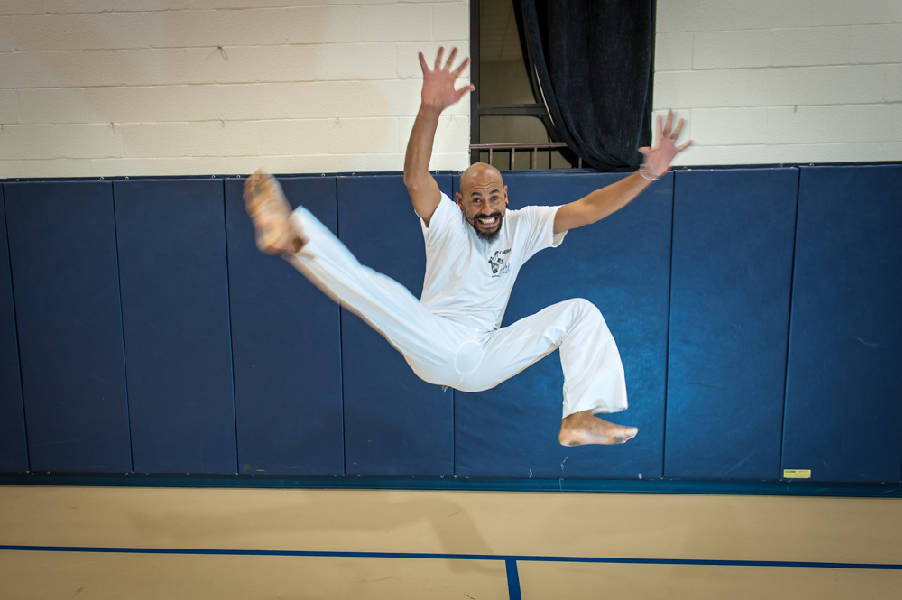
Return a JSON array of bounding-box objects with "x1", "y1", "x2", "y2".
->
[{"x1": 476, "y1": 215, "x2": 500, "y2": 228}]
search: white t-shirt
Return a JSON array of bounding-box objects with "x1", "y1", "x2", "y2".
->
[{"x1": 419, "y1": 192, "x2": 566, "y2": 331}]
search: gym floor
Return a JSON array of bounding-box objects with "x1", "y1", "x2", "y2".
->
[{"x1": 1, "y1": 485, "x2": 900, "y2": 599}]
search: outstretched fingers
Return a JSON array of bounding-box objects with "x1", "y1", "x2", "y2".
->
[
  {"x1": 655, "y1": 110, "x2": 689, "y2": 148},
  {"x1": 434, "y1": 46, "x2": 445, "y2": 70},
  {"x1": 418, "y1": 47, "x2": 473, "y2": 110},
  {"x1": 418, "y1": 51, "x2": 429, "y2": 75},
  {"x1": 453, "y1": 56, "x2": 470, "y2": 77},
  {"x1": 671, "y1": 117, "x2": 685, "y2": 140},
  {"x1": 454, "y1": 83, "x2": 475, "y2": 102},
  {"x1": 426, "y1": 46, "x2": 469, "y2": 75},
  {"x1": 444, "y1": 47, "x2": 458, "y2": 70}
]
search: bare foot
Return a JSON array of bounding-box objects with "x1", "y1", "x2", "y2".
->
[
  {"x1": 243, "y1": 169, "x2": 308, "y2": 254},
  {"x1": 558, "y1": 410, "x2": 638, "y2": 446}
]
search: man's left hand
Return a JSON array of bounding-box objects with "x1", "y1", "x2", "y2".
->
[{"x1": 639, "y1": 110, "x2": 692, "y2": 179}]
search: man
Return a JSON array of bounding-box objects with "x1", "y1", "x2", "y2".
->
[{"x1": 244, "y1": 48, "x2": 691, "y2": 446}]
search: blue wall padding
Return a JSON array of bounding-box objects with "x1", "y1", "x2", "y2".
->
[
  {"x1": 0, "y1": 186, "x2": 28, "y2": 472},
  {"x1": 783, "y1": 165, "x2": 902, "y2": 483},
  {"x1": 226, "y1": 176, "x2": 344, "y2": 476},
  {"x1": 1, "y1": 166, "x2": 900, "y2": 486},
  {"x1": 665, "y1": 169, "x2": 797, "y2": 480},
  {"x1": 115, "y1": 180, "x2": 235, "y2": 474},
  {"x1": 5, "y1": 181, "x2": 131, "y2": 473},
  {"x1": 455, "y1": 171, "x2": 673, "y2": 478},
  {"x1": 337, "y1": 175, "x2": 455, "y2": 475}
]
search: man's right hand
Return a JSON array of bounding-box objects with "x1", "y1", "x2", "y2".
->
[{"x1": 418, "y1": 47, "x2": 474, "y2": 112}]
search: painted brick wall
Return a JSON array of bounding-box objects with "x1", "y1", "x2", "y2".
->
[
  {"x1": 0, "y1": 0, "x2": 469, "y2": 178},
  {"x1": 1, "y1": 1, "x2": 900, "y2": 177},
  {"x1": 655, "y1": 0, "x2": 902, "y2": 165}
]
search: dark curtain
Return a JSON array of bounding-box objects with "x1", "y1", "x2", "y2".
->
[{"x1": 515, "y1": 0, "x2": 655, "y2": 171}]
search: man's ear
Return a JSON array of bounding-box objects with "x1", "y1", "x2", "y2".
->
[
  {"x1": 503, "y1": 185, "x2": 509, "y2": 207},
  {"x1": 455, "y1": 192, "x2": 464, "y2": 208}
]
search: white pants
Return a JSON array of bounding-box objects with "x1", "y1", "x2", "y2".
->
[{"x1": 288, "y1": 206, "x2": 628, "y2": 418}]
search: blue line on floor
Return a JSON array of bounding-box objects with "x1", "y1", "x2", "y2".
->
[
  {"x1": 1, "y1": 545, "x2": 900, "y2": 570},
  {"x1": 505, "y1": 559, "x2": 521, "y2": 599}
]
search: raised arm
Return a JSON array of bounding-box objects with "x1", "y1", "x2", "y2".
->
[
  {"x1": 553, "y1": 110, "x2": 692, "y2": 234},
  {"x1": 403, "y1": 47, "x2": 474, "y2": 224}
]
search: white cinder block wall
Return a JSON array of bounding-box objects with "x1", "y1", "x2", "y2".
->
[
  {"x1": 0, "y1": 0, "x2": 900, "y2": 178},
  {"x1": 0, "y1": 0, "x2": 470, "y2": 178},
  {"x1": 655, "y1": 0, "x2": 902, "y2": 166}
]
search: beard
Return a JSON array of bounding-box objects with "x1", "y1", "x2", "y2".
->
[{"x1": 468, "y1": 212, "x2": 503, "y2": 242}]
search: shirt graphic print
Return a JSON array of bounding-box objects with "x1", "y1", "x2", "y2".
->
[{"x1": 488, "y1": 248, "x2": 512, "y2": 277}]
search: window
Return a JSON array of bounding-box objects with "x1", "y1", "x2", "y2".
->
[{"x1": 469, "y1": 0, "x2": 579, "y2": 169}]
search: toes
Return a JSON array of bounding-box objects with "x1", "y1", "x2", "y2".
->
[
  {"x1": 243, "y1": 178, "x2": 261, "y2": 207},
  {"x1": 614, "y1": 428, "x2": 638, "y2": 444},
  {"x1": 244, "y1": 169, "x2": 272, "y2": 208},
  {"x1": 244, "y1": 169, "x2": 264, "y2": 194}
]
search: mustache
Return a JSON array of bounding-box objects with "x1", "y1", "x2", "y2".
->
[{"x1": 471, "y1": 212, "x2": 503, "y2": 241}]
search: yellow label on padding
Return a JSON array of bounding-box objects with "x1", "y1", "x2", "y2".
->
[{"x1": 783, "y1": 469, "x2": 812, "y2": 479}]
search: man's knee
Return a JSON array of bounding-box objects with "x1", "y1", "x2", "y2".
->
[
  {"x1": 405, "y1": 338, "x2": 484, "y2": 390},
  {"x1": 571, "y1": 298, "x2": 605, "y2": 324}
]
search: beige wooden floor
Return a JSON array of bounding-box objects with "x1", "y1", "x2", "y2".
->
[{"x1": 0, "y1": 485, "x2": 900, "y2": 599}]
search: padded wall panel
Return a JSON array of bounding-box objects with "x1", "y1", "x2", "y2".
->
[
  {"x1": 455, "y1": 171, "x2": 672, "y2": 478},
  {"x1": 227, "y1": 176, "x2": 343, "y2": 476},
  {"x1": 5, "y1": 181, "x2": 131, "y2": 473},
  {"x1": 0, "y1": 186, "x2": 28, "y2": 472},
  {"x1": 783, "y1": 165, "x2": 902, "y2": 483},
  {"x1": 115, "y1": 180, "x2": 235, "y2": 474},
  {"x1": 665, "y1": 169, "x2": 797, "y2": 480},
  {"x1": 338, "y1": 175, "x2": 454, "y2": 476}
]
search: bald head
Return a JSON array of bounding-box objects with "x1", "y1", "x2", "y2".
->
[{"x1": 459, "y1": 162, "x2": 504, "y2": 193}]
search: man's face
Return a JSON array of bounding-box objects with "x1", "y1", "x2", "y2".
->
[{"x1": 456, "y1": 164, "x2": 509, "y2": 242}]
